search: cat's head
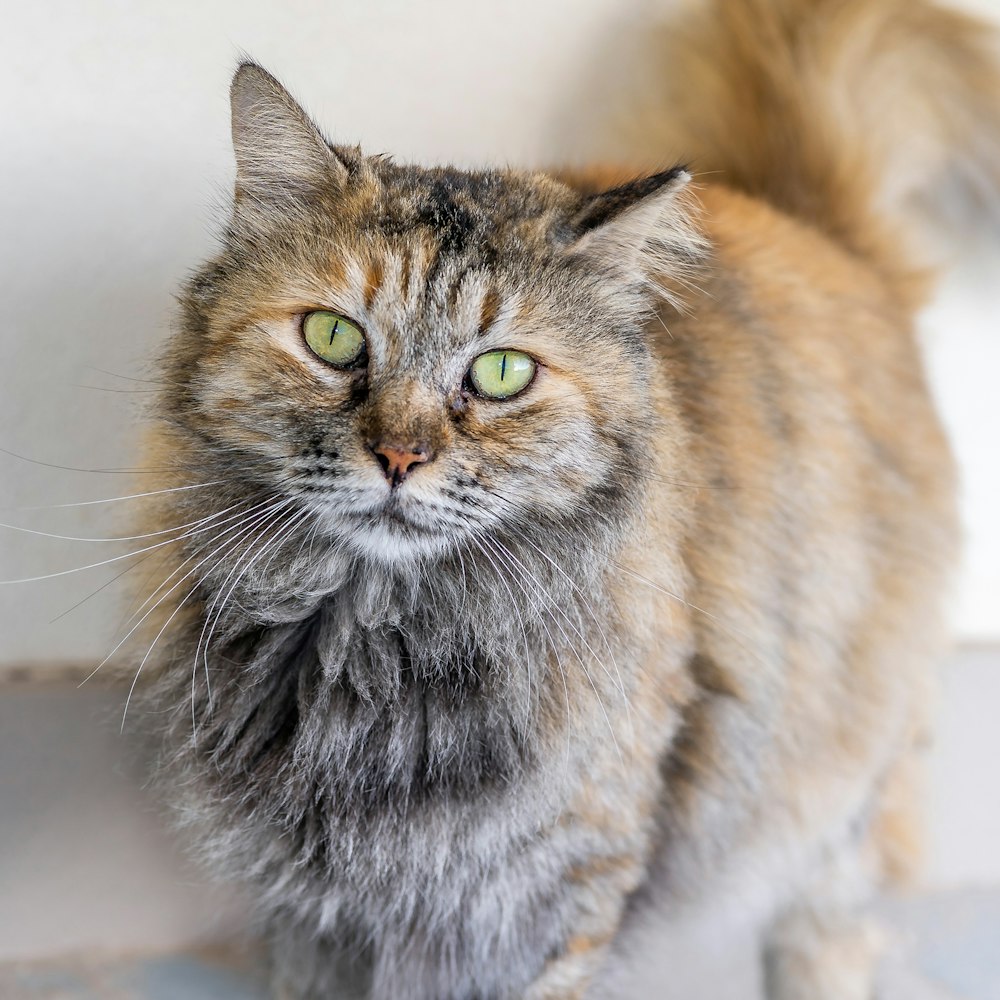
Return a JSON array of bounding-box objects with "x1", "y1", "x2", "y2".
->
[{"x1": 164, "y1": 64, "x2": 703, "y2": 575}]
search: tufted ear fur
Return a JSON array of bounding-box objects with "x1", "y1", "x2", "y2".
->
[
  {"x1": 565, "y1": 167, "x2": 707, "y2": 304},
  {"x1": 230, "y1": 62, "x2": 349, "y2": 210},
  {"x1": 570, "y1": 167, "x2": 690, "y2": 234}
]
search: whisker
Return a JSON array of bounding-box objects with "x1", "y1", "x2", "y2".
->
[
  {"x1": 453, "y1": 542, "x2": 470, "y2": 618},
  {"x1": 617, "y1": 565, "x2": 769, "y2": 672},
  {"x1": 482, "y1": 535, "x2": 625, "y2": 766},
  {"x1": 183, "y1": 501, "x2": 300, "y2": 728},
  {"x1": 0, "y1": 492, "x2": 281, "y2": 585},
  {"x1": 498, "y1": 526, "x2": 632, "y2": 726},
  {"x1": 70, "y1": 384, "x2": 158, "y2": 394},
  {"x1": 654, "y1": 310, "x2": 676, "y2": 342},
  {"x1": 466, "y1": 534, "x2": 535, "y2": 731},
  {"x1": 186, "y1": 502, "x2": 307, "y2": 733},
  {"x1": 478, "y1": 477, "x2": 767, "y2": 691},
  {"x1": 191, "y1": 507, "x2": 311, "y2": 722},
  {"x1": 461, "y1": 485, "x2": 632, "y2": 731},
  {"x1": 0, "y1": 496, "x2": 271, "y2": 544},
  {"x1": 82, "y1": 364, "x2": 177, "y2": 386},
  {"x1": 471, "y1": 536, "x2": 572, "y2": 765},
  {"x1": 495, "y1": 535, "x2": 631, "y2": 714},
  {"x1": 120, "y1": 506, "x2": 298, "y2": 736},
  {"x1": 5, "y1": 480, "x2": 231, "y2": 511},
  {"x1": 0, "y1": 443, "x2": 284, "y2": 476},
  {"x1": 122, "y1": 576, "x2": 206, "y2": 735},
  {"x1": 193, "y1": 501, "x2": 303, "y2": 716},
  {"x1": 49, "y1": 551, "x2": 155, "y2": 624},
  {"x1": 118, "y1": 495, "x2": 285, "y2": 632},
  {"x1": 78, "y1": 496, "x2": 288, "y2": 690}
]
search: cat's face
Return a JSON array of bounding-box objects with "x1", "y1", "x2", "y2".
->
[{"x1": 164, "y1": 66, "x2": 701, "y2": 573}]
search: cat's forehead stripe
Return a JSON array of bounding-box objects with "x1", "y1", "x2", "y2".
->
[
  {"x1": 414, "y1": 179, "x2": 481, "y2": 258},
  {"x1": 353, "y1": 243, "x2": 506, "y2": 348},
  {"x1": 479, "y1": 287, "x2": 502, "y2": 334},
  {"x1": 363, "y1": 257, "x2": 383, "y2": 312}
]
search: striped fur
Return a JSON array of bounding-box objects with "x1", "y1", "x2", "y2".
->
[{"x1": 133, "y1": 2, "x2": 1000, "y2": 995}]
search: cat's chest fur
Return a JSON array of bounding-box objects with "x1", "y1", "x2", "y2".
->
[
  {"x1": 158, "y1": 575, "x2": 593, "y2": 871},
  {"x1": 152, "y1": 562, "x2": 637, "y2": 995},
  {"x1": 197, "y1": 615, "x2": 533, "y2": 796}
]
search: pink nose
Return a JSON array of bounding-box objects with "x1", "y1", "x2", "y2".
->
[{"x1": 369, "y1": 441, "x2": 432, "y2": 485}]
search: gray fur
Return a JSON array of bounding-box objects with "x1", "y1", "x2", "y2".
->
[{"x1": 139, "y1": 63, "x2": 696, "y2": 999}]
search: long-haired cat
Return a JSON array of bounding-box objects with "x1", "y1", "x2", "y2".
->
[{"x1": 131, "y1": 0, "x2": 999, "y2": 996}]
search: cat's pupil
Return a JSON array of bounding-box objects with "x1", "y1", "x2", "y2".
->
[
  {"x1": 500, "y1": 353, "x2": 507, "y2": 381},
  {"x1": 329, "y1": 319, "x2": 340, "y2": 346}
]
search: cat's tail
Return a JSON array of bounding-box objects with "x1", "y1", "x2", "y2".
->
[{"x1": 650, "y1": 0, "x2": 1000, "y2": 304}]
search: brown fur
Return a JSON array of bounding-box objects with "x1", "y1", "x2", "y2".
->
[{"x1": 127, "y1": 1, "x2": 1000, "y2": 996}]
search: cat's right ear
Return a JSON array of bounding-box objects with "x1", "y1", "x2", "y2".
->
[{"x1": 230, "y1": 62, "x2": 349, "y2": 209}]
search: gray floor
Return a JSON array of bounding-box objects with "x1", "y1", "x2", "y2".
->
[
  {"x1": 2, "y1": 888, "x2": 1000, "y2": 999},
  {"x1": 0, "y1": 948, "x2": 269, "y2": 1000}
]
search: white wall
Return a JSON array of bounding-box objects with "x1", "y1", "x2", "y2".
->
[{"x1": 1, "y1": 0, "x2": 997, "y2": 669}]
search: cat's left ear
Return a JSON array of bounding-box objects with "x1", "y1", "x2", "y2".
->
[
  {"x1": 230, "y1": 62, "x2": 349, "y2": 208},
  {"x1": 564, "y1": 167, "x2": 702, "y2": 278}
]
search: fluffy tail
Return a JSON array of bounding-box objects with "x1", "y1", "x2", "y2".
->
[{"x1": 651, "y1": 0, "x2": 1000, "y2": 301}]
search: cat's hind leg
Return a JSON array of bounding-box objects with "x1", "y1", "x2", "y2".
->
[
  {"x1": 762, "y1": 738, "x2": 926, "y2": 1000},
  {"x1": 763, "y1": 827, "x2": 884, "y2": 1000},
  {"x1": 763, "y1": 904, "x2": 883, "y2": 1000}
]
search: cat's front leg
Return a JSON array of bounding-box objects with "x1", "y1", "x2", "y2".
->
[
  {"x1": 762, "y1": 826, "x2": 886, "y2": 1000},
  {"x1": 268, "y1": 918, "x2": 371, "y2": 1000},
  {"x1": 523, "y1": 852, "x2": 646, "y2": 1000},
  {"x1": 763, "y1": 908, "x2": 883, "y2": 1000},
  {"x1": 524, "y1": 926, "x2": 617, "y2": 1000},
  {"x1": 762, "y1": 736, "x2": 927, "y2": 1000}
]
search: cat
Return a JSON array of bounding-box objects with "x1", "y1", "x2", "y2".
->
[{"x1": 130, "y1": 0, "x2": 1000, "y2": 997}]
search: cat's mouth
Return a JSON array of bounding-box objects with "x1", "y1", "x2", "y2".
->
[
  {"x1": 378, "y1": 502, "x2": 418, "y2": 529},
  {"x1": 348, "y1": 494, "x2": 448, "y2": 537},
  {"x1": 304, "y1": 482, "x2": 466, "y2": 561},
  {"x1": 339, "y1": 496, "x2": 456, "y2": 564}
]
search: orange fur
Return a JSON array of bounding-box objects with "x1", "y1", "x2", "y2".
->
[{"x1": 128, "y1": 3, "x2": 1000, "y2": 996}]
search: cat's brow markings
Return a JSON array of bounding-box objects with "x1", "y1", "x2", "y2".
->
[
  {"x1": 363, "y1": 258, "x2": 383, "y2": 311},
  {"x1": 478, "y1": 287, "x2": 502, "y2": 334},
  {"x1": 416, "y1": 180, "x2": 480, "y2": 258}
]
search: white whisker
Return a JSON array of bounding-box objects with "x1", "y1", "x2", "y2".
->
[
  {"x1": 507, "y1": 529, "x2": 632, "y2": 727},
  {"x1": 118, "y1": 495, "x2": 285, "y2": 632},
  {"x1": 482, "y1": 535, "x2": 625, "y2": 767},
  {"x1": 466, "y1": 534, "x2": 535, "y2": 732},
  {"x1": 194, "y1": 501, "x2": 306, "y2": 716},
  {"x1": 5, "y1": 480, "x2": 230, "y2": 511},
  {"x1": 0, "y1": 492, "x2": 281, "y2": 585},
  {"x1": 0, "y1": 443, "x2": 284, "y2": 476},
  {"x1": 617, "y1": 565, "x2": 768, "y2": 672},
  {"x1": 77, "y1": 496, "x2": 288, "y2": 689},
  {"x1": 49, "y1": 551, "x2": 154, "y2": 624},
  {"x1": 112, "y1": 497, "x2": 299, "y2": 725},
  {"x1": 0, "y1": 495, "x2": 271, "y2": 544}
]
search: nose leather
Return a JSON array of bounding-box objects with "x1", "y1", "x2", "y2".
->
[{"x1": 369, "y1": 441, "x2": 432, "y2": 485}]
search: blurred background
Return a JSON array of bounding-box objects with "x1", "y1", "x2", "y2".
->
[{"x1": 1, "y1": 0, "x2": 997, "y2": 997}]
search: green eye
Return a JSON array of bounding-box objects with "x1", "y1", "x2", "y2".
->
[
  {"x1": 303, "y1": 311, "x2": 367, "y2": 367},
  {"x1": 468, "y1": 350, "x2": 536, "y2": 400}
]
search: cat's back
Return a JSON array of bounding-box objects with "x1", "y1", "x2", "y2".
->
[
  {"x1": 641, "y1": 181, "x2": 957, "y2": 900},
  {"x1": 660, "y1": 180, "x2": 953, "y2": 538}
]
